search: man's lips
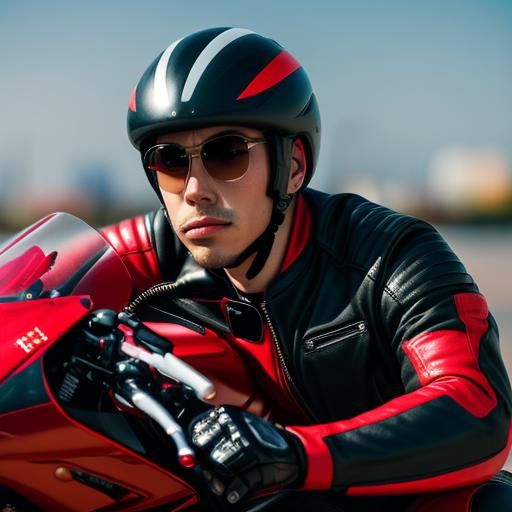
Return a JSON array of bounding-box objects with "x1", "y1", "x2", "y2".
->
[{"x1": 182, "y1": 217, "x2": 231, "y2": 238}]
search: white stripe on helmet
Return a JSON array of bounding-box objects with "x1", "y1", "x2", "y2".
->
[
  {"x1": 153, "y1": 38, "x2": 183, "y2": 110},
  {"x1": 181, "y1": 28, "x2": 255, "y2": 103}
]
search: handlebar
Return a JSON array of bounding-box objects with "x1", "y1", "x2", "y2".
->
[
  {"x1": 74, "y1": 309, "x2": 289, "y2": 511},
  {"x1": 78, "y1": 309, "x2": 217, "y2": 469},
  {"x1": 84, "y1": 309, "x2": 217, "y2": 402},
  {"x1": 120, "y1": 341, "x2": 216, "y2": 401}
]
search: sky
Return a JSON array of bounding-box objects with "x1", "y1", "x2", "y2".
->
[{"x1": 0, "y1": 0, "x2": 511, "y2": 210}]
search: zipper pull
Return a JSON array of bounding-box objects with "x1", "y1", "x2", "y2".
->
[{"x1": 304, "y1": 339, "x2": 315, "y2": 351}]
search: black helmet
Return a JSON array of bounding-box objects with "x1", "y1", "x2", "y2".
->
[
  {"x1": 128, "y1": 27, "x2": 320, "y2": 200},
  {"x1": 127, "y1": 27, "x2": 321, "y2": 278}
]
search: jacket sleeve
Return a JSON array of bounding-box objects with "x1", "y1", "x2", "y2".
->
[
  {"x1": 101, "y1": 214, "x2": 162, "y2": 296},
  {"x1": 287, "y1": 223, "x2": 512, "y2": 494},
  {"x1": 101, "y1": 208, "x2": 187, "y2": 296}
]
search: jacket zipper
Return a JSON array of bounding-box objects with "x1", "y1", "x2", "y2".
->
[
  {"x1": 304, "y1": 321, "x2": 367, "y2": 353},
  {"x1": 260, "y1": 301, "x2": 317, "y2": 421}
]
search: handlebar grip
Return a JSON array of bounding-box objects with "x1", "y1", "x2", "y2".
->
[
  {"x1": 121, "y1": 342, "x2": 216, "y2": 402},
  {"x1": 163, "y1": 352, "x2": 216, "y2": 401}
]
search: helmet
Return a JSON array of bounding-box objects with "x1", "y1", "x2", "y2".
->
[
  {"x1": 127, "y1": 27, "x2": 321, "y2": 279},
  {"x1": 127, "y1": 27, "x2": 320, "y2": 202}
]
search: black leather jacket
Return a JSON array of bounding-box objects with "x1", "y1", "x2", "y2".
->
[{"x1": 104, "y1": 189, "x2": 512, "y2": 494}]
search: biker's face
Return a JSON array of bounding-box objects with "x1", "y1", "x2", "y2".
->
[{"x1": 155, "y1": 126, "x2": 273, "y2": 270}]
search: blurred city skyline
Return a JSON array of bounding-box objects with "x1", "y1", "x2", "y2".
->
[{"x1": 1, "y1": 0, "x2": 511, "y2": 226}]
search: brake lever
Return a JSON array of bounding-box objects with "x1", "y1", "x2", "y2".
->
[{"x1": 115, "y1": 360, "x2": 196, "y2": 468}]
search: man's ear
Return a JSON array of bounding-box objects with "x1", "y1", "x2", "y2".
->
[{"x1": 287, "y1": 138, "x2": 307, "y2": 194}]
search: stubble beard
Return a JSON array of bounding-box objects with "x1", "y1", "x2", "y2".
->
[
  {"x1": 188, "y1": 245, "x2": 240, "y2": 270},
  {"x1": 172, "y1": 205, "x2": 241, "y2": 270}
]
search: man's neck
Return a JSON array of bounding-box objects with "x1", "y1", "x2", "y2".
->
[{"x1": 224, "y1": 198, "x2": 296, "y2": 294}]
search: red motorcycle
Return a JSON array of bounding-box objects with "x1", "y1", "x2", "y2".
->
[{"x1": 0, "y1": 212, "x2": 277, "y2": 512}]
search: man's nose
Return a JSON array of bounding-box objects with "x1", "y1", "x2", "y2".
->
[{"x1": 182, "y1": 155, "x2": 216, "y2": 205}]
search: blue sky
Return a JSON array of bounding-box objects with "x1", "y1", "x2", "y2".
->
[{"x1": 1, "y1": 0, "x2": 511, "y2": 207}]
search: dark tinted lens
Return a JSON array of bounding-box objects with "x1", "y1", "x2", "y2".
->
[
  {"x1": 145, "y1": 145, "x2": 189, "y2": 193},
  {"x1": 201, "y1": 135, "x2": 250, "y2": 181}
]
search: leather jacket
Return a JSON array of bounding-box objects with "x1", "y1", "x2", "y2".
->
[{"x1": 102, "y1": 189, "x2": 512, "y2": 495}]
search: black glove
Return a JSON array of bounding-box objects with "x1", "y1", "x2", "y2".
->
[{"x1": 189, "y1": 405, "x2": 306, "y2": 504}]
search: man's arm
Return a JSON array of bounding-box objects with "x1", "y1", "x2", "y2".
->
[{"x1": 287, "y1": 224, "x2": 512, "y2": 494}]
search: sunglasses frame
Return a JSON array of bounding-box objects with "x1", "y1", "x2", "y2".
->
[{"x1": 143, "y1": 133, "x2": 267, "y2": 193}]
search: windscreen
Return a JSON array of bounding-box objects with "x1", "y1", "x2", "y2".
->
[{"x1": 0, "y1": 213, "x2": 133, "y2": 310}]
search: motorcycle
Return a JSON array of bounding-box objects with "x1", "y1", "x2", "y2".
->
[{"x1": 0, "y1": 212, "x2": 282, "y2": 512}]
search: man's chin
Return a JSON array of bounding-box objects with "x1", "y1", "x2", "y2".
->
[{"x1": 190, "y1": 250, "x2": 240, "y2": 270}]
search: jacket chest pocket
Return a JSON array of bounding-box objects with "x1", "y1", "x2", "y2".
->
[
  {"x1": 301, "y1": 320, "x2": 373, "y2": 420},
  {"x1": 303, "y1": 321, "x2": 367, "y2": 353}
]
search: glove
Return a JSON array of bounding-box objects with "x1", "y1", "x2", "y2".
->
[{"x1": 189, "y1": 405, "x2": 305, "y2": 504}]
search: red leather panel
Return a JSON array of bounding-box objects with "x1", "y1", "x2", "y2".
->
[
  {"x1": 402, "y1": 292, "x2": 496, "y2": 418},
  {"x1": 280, "y1": 194, "x2": 311, "y2": 273},
  {"x1": 286, "y1": 425, "x2": 333, "y2": 490},
  {"x1": 101, "y1": 216, "x2": 161, "y2": 294}
]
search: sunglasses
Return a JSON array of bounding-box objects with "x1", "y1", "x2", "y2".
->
[{"x1": 144, "y1": 134, "x2": 267, "y2": 194}]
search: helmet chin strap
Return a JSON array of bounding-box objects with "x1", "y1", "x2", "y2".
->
[
  {"x1": 225, "y1": 194, "x2": 293, "y2": 279},
  {"x1": 226, "y1": 134, "x2": 296, "y2": 280}
]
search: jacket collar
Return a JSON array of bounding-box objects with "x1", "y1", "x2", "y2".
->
[{"x1": 280, "y1": 193, "x2": 312, "y2": 273}]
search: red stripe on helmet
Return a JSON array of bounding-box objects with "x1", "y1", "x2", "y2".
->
[
  {"x1": 128, "y1": 87, "x2": 137, "y2": 112},
  {"x1": 237, "y1": 50, "x2": 301, "y2": 100}
]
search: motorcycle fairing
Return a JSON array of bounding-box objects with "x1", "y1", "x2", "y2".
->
[
  {"x1": 0, "y1": 361, "x2": 48, "y2": 415},
  {"x1": 0, "y1": 401, "x2": 197, "y2": 511},
  {"x1": 0, "y1": 296, "x2": 92, "y2": 385}
]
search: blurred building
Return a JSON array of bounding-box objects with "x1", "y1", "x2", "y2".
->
[
  {"x1": 1, "y1": 159, "x2": 128, "y2": 230},
  {"x1": 427, "y1": 147, "x2": 512, "y2": 220},
  {"x1": 341, "y1": 176, "x2": 425, "y2": 217}
]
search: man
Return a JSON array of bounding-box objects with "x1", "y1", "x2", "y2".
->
[{"x1": 103, "y1": 27, "x2": 512, "y2": 510}]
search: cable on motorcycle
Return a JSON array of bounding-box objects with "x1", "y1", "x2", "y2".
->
[{"x1": 123, "y1": 269, "x2": 230, "y2": 313}]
